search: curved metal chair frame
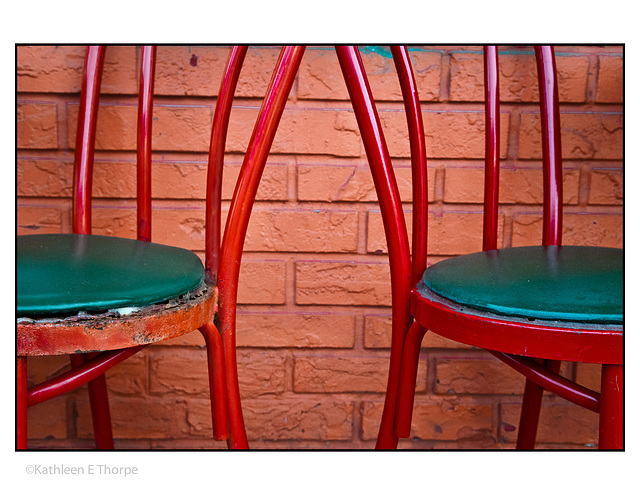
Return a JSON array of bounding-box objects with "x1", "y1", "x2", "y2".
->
[
  {"x1": 17, "y1": 45, "x2": 304, "y2": 450},
  {"x1": 18, "y1": 45, "x2": 622, "y2": 450},
  {"x1": 334, "y1": 45, "x2": 623, "y2": 450}
]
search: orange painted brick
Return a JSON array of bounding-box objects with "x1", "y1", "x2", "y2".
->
[
  {"x1": 236, "y1": 311, "x2": 356, "y2": 348},
  {"x1": 68, "y1": 102, "x2": 213, "y2": 152},
  {"x1": 155, "y1": 46, "x2": 228, "y2": 97},
  {"x1": 426, "y1": 210, "x2": 487, "y2": 255},
  {"x1": 237, "y1": 260, "x2": 287, "y2": 305},
  {"x1": 575, "y1": 362, "x2": 602, "y2": 392},
  {"x1": 296, "y1": 261, "x2": 391, "y2": 307},
  {"x1": 500, "y1": 399, "x2": 598, "y2": 446},
  {"x1": 443, "y1": 165, "x2": 580, "y2": 205},
  {"x1": 510, "y1": 213, "x2": 543, "y2": 247},
  {"x1": 274, "y1": 107, "x2": 362, "y2": 157},
  {"x1": 149, "y1": 348, "x2": 286, "y2": 399},
  {"x1": 596, "y1": 55, "x2": 623, "y2": 103},
  {"x1": 450, "y1": 51, "x2": 589, "y2": 103},
  {"x1": 77, "y1": 396, "x2": 190, "y2": 440},
  {"x1": 27, "y1": 396, "x2": 68, "y2": 439},
  {"x1": 293, "y1": 355, "x2": 425, "y2": 393},
  {"x1": 554, "y1": 53, "x2": 591, "y2": 103},
  {"x1": 26, "y1": 355, "x2": 70, "y2": 385},
  {"x1": 298, "y1": 164, "x2": 416, "y2": 203},
  {"x1": 17, "y1": 102, "x2": 58, "y2": 149},
  {"x1": 519, "y1": 111, "x2": 623, "y2": 160},
  {"x1": 152, "y1": 104, "x2": 213, "y2": 152},
  {"x1": 149, "y1": 202, "x2": 318, "y2": 252},
  {"x1": 298, "y1": 46, "x2": 442, "y2": 102},
  {"x1": 104, "y1": 351, "x2": 148, "y2": 395},
  {"x1": 17, "y1": 204, "x2": 65, "y2": 235},
  {"x1": 18, "y1": 45, "x2": 137, "y2": 95},
  {"x1": 237, "y1": 47, "x2": 284, "y2": 98},
  {"x1": 381, "y1": 110, "x2": 505, "y2": 159},
  {"x1": 17, "y1": 45, "x2": 85, "y2": 93},
  {"x1": 589, "y1": 168, "x2": 623, "y2": 205},
  {"x1": 221, "y1": 161, "x2": 288, "y2": 201},
  {"x1": 360, "y1": 400, "x2": 493, "y2": 442},
  {"x1": 226, "y1": 105, "x2": 362, "y2": 158},
  {"x1": 424, "y1": 110, "x2": 489, "y2": 159},
  {"x1": 149, "y1": 201, "x2": 204, "y2": 249},
  {"x1": 67, "y1": 102, "x2": 135, "y2": 151},
  {"x1": 236, "y1": 350, "x2": 288, "y2": 398},
  {"x1": 91, "y1": 201, "x2": 137, "y2": 239},
  {"x1": 562, "y1": 213, "x2": 623, "y2": 248},
  {"x1": 149, "y1": 348, "x2": 210, "y2": 397},
  {"x1": 17, "y1": 159, "x2": 73, "y2": 198},
  {"x1": 100, "y1": 46, "x2": 139, "y2": 94},
  {"x1": 434, "y1": 355, "x2": 525, "y2": 395},
  {"x1": 360, "y1": 47, "x2": 442, "y2": 101},
  {"x1": 364, "y1": 314, "x2": 471, "y2": 349},
  {"x1": 241, "y1": 398, "x2": 354, "y2": 441},
  {"x1": 142, "y1": 159, "x2": 289, "y2": 201},
  {"x1": 512, "y1": 212, "x2": 623, "y2": 248},
  {"x1": 93, "y1": 159, "x2": 137, "y2": 198},
  {"x1": 157, "y1": 46, "x2": 283, "y2": 100},
  {"x1": 299, "y1": 162, "x2": 436, "y2": 204},
  {"x1": 367, "y1": 210, "x2": 485, "y2": 256},
  {"x1": 153, "y1": 330, "x2": 206, "y2": 347},
  {"x1": 245, "y1": 208, "x2": 358, "y2": 253},
  {"x1": 410, "y1": 400, "x2": 495, "y2": 443}
]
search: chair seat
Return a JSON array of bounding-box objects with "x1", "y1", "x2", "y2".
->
[
  {"x1": 17, "y1": 234, "x2": 204, "y2": 316},
  {"x1": 421, "y1": 245, "x2": 622, "y2": 324}
]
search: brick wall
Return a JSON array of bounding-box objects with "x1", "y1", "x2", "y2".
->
[{"x1": 17, "y1": 45, "x2": 623, "y2": 449}]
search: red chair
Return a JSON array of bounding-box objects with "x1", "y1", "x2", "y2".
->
[
  {"x1": 335, "y1": 45, "x2": 623, "y2": 449},
  {"x1": 17, "y1": 45, "x2": 304, "y2": 449}
]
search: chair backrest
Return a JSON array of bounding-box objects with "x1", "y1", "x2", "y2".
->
[
  {"x1": 72, "y1": 46, "x2": 288, "y2": 290},
  {"x1": 72, "y1": 46, "x2": 161, "y2": 245},
  {"x1": 482, "y1": 46, "x2": 563, "y2": 250},
  {"x1": 338, "y1": 46, "x2": 564, "y2": 276},
  {"x1": 335, "y1": 45, "x2": 565, "y2": 368}
]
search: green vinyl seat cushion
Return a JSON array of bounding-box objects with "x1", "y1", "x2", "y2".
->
[
  {"x1": 421, "y1": 245, "x2": 623, "y2": 324},
  {"x1": 17, "y1": 234, "x2": 205, "y2": 316}
]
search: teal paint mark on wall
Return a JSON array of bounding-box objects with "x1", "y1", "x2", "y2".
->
[{"x1": 360, "y1": 46, "x2": 394, "y2": 58}]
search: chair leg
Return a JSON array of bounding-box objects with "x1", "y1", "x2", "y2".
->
[
  {"x1": 222, "y1": 328, "x2": 249, "y2": 449},
  {"x1": 199, "y1": 322, "x2": 229, "y2": 441},
  {"x1": 375, "y1": 315, "x2": 417, "y2": 450},
  {"x1": 599, "y1": 363, "x2": 623, "y2": 449},
  {"x1": 516, "y1": 359, "x2": 561, "y2": 449},
  {"x1": 70, "y1": 354, "x2": 114, "y2": 449},
  {"x1": 393, "y1": 321, "x2": 428, "y2": 439},
  {"x1": 17, "y1": 356, "x2": 28, "y2": 450}
]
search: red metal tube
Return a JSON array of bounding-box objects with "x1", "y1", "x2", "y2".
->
[
  {"x1": 483, "y1": 46, "x2": 500, "y2": 251},
  {"x1": 394, "y1": 321, "x2": 428, "y2": 438},
  {"x1": 16, "y1": 356, "x2": 28, "y2": 450},
  {"x1": 199, "y1": 322, "x2": 229, "y2": 441},
  {"x1": 599, "y1": 364, "x2": 623, "y2": 449},
  {"x1": 205, "y1": 46, "x2": 248, "y2": 283},
  {"x1": 69, "y1": 353, "x2": 114, "y2": 449},
  {"x1": 535, "y1": 46, "x2": 563, "y2": 246},
  {"x1": 490, "y1": 351, "x2": 600, "y2": 412},
  {"x1": 335, "y1": 46, "x2": 412, "y2": 450},
  {"x1": 217, "y1": 45, "x2": 306, "y2": 449},
  {"x1": 390, "y1": 46, "x2": 428, "y2": 286},
  {"x1": 516, "y1": 359, "x2": 561, "y2": 449},
  {"x1": 27, "y1": 346, "x2": 145, "y2": 407},
  {"x1": 136, "y1": 46, "x2": 157, "y2": 242},
  {"x1": 73, "y1": 46, "x2": 106, "y2": 235}
]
